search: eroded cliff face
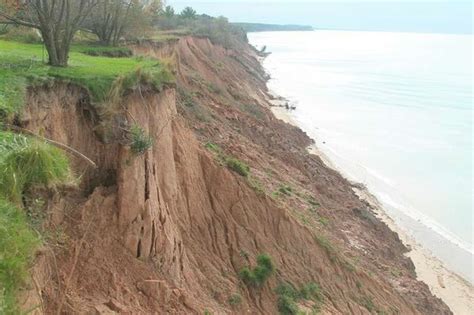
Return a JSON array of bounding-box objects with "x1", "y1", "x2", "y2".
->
[{"x1": 18, "y1": 37, "x2": 451, "y2": 314}]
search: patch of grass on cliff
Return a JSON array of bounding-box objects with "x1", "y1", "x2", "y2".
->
[
  {"x1": 0, "y1": 40, "x2": 173, "y2": 118},
  {"x1": 0, "y1": 198, "x2": 41, "y2": 314},
  {"x1": 203, "y1": 142, "x2": 250, "y2": 177},
  {"x1": 0, "y1": 131, "x2": 71, "y2": 312},
  {"x1": 239, "y1": 253, "x2": 274, "y2": 287},
  {"x1": 275, "y1": 282, "x2": 323, "y2": 315},
  {"x1": 0, "y1": 132, "x2": 70, "y2": 204},
  {"x1": 225, "y1": 157, "x2": 250, "y2": 177},
  {"x1": 128, "y1": 124, "x2": 153, "y2": 155},
  {"x1": 228, "y1": 293, "x2": 242, "y2": 307}
]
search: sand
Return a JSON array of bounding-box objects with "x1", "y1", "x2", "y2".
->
[{"x1": 267, "y1": 94, "x2": 474, "y2": 315}]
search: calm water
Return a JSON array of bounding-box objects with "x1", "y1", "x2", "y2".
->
[{"x1": 249, "y1": 31, "x2": 473, "y2": 282}]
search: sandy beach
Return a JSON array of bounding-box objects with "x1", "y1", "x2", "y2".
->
[{"x1": 267, "y1": 95, "x2": 474, "y2": 314}]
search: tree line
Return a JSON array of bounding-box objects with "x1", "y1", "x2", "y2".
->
[{"x1": 0, "y1": 1, "x2": 223, "y2": 66}]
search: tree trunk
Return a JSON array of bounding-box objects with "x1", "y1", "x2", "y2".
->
[{"x1": 41, "y1": 30, "x2": 68, "y2": 67}]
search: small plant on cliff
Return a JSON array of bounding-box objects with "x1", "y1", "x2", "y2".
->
[
  {"x1": 228, "y1": 293, "x2": 242, "y2": 306},
  {"x1": 129, "y1": 125, "x2": 153, "y2": 155},
  {"x1": 0, "y1": 198, "x2": 40, "y2": 314},
  {"x1": 278, "y1": 184, "x2": 293, "y2": 196},
  {"x1": 225, "y1": 157, "x2": 250, "y2": 177},
  {"x1": 314, "y1": 234, "x2": 334, "y2": 254},
  {"x1": 275, "y1": 281, "x2": 323, "y2": 315},
  {"x1": 204, "y1": 142, "x2": 222, "y2": 154},
  {"x1": 239, "y1": 253, "x2": 275, "y2": 287}
]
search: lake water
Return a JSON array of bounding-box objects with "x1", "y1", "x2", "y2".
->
[{"x1": 249, "y1": 30, "x2": 473, "y2": 282}]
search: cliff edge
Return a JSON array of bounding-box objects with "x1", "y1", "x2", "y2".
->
[{"x1": 16, "y1": 37, "x2": 451, "y2": 314}]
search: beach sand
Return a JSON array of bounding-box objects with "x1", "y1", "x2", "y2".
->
[{"x1": 267, "y1": 95, "x2": 474, "y2": 314}]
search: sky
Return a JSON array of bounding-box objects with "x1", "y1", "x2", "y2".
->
[{"x1": 167, "y1": 1, "x2": 473, "y2": 34}]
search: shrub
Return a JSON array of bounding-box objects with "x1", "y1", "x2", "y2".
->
[
  {"x1": 129, "y1": 125, "x2": 153, "y2": 155},
  {"x1": 238, "y1": 103, "x2": 265, "y2": 120},
  {"x1": 239, "y1": 253, "x2": 274, "y2": 287},
  {"x1": 0, "y1": 198, "x2": 40, "y2": 314},
  {"x1": 314, "y1": 234, "x2": 333, "y2": 254},
  {"x1": 225, "y1": 157, "x2": 250, "y2": 177},
  {"x1": 360, "y1": 296, "x2": 375, "y2": 312},
  {"x1": 248, "y1": 177, "x2": 265, "y2": 195},
  {"x1": 306, "y1": 196, "x2": 320, "y2": 207},
  {"x1": 204, "y1": 142, "x2": 221, "y2": 153},
  {"x1": 318, "y1": 216, "x2": 329, "y2": 227},
  {"x1": 299, "y1": 282, "x2": 323, "y2": 302},
  {"x1": 277, "y1": 293, "x2": 300, "y2": 315},
  {"x1": 228, "y1": 293, "x2": 242, "y2": 306},
  {"x1": 81, "y1": 47, "x2": 132, "y2": 58},
  {"x1": 0, "y1": 132, "x2": 70, "y2": 204},
  {"x1": 275, "y1": 281, "x2": 324, "y2": 315},
  {"x1": 278, "y1": 184, "x2": 292, "y2": 196}
]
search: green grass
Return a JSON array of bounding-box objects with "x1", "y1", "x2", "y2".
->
[
  {"x1": 275, "y1": 282, "x2": 323, "y2": 315},
  {"x1": 278, "y1": 184, "x2": 293, "y2": 196},
  {"x1": 228, "y1": 293, "x2": 242, "y2": 306},
  {"x1": 0, "y1": 40, "x2": 174, "y2": 117},
  {"x1": 314, "y1": 234, "x2": 334, "y2": 254},
  {"x1": 0, "y1": 198, "x2": 41, "y2": 314},
  {"x1": 239, "y1": 253, "x2": 274, "y2": 287},
  {"x1": 225, "y1": 157, "x2": 250, "y2": 177},
  {"x1": 0, "y1": 132, "x2": 70, "y2": 312},
  {"x1": 0, "y1": 132, "x2": 70, "y2": 204},
  {"x1": 204, "y1": 141, "x2": 222, "y2": 153},
  {"x1": 129, "y1": 124, "x2": 153, "y2": 155}
]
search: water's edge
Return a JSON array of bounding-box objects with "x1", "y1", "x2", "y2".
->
[{"x1": 268, "y1": 98, "x2": 473, "y2": 314}]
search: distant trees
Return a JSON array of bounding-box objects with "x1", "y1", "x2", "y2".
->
[
  {"x1": 180, "y1": 6, "x2": 196, "y2": 19},
  {"x1": 0, "y1": 0, "x2": 99, "y2": 66},
  {"x1": 85, "y1": 0, "x2": 162, "y2": 46},
  {"x1": 163, "y1": 5, "x2": 174, "y2": 17},
  {"x1": 0, "y1": 1, "x2": 248, "y2": 66}
]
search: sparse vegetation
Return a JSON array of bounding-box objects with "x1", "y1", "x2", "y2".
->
[
  {"x1": 248, "y1": 176, "x2": 265, "y2": 195},
  {"x1": 0, "y1": 131, "x2": 71, "y2": 312},
  {"x1": 238, "y1": 103, "x2": 265, "y2": 120},
  {"x1": 203, "y1": 142, "x2": 251, "y2": 177},
  {"x1": 225, "y1": 157, "x2": 250, "y2": 177},
  {"x1": 278, "y1": 184, "x2": 293, "y2": 196},
  {"x1": 314, "y1": 234, "x2": 334, "y2": 254},
  {"x1": 275, "y1": 281, "x2": 323, "y2": 315},
  {"x1": 239, "y1": 249, "x2": 250, "y2": 260},
  {"x1": 129, "y1": 124, "x2": 153, "y2": 155},
  {"x1": 318, "y1": 216, "x2": 329, "y2": 226},
  {"x1": 305, "y1": 195, "x2": 320, "y2": 207},
  {"x1": 228, "y1": 293, "x2": 242, "y2": 306},
  {"x1": 0, "y1": 132, "x2": 70, "y2": 204},
  {"x1": 239, "y1": 254, "x2": 275, "y2": 287},
  {"x1": 360, "y1": 295, "x2": 375, "y2": 312},
  {"x1": 204, "y1": 142, "x2": 221, "y2": 153},
  {"x1": 0, "y1": 199, "x2": 41, "y2": 314}
]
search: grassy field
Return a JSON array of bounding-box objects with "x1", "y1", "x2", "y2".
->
[{"x1": 0, "y1": 39, "x2": 173, "y2": 117}]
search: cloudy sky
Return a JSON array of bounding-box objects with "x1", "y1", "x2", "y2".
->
[{"x1": 167, "y1": 1, "x2": 472, "y2": 34}]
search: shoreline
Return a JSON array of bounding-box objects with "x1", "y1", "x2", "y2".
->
[{"x1": 267, "y1": 95, "x2": 473, "y2": 314}]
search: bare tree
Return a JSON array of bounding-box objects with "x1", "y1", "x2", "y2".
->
[
  {"x1": 0, "y1": 0, "x2": 99, "y2": 66},
  {"x1": 86, "y1": 0, "x2": 162, "y2": 46},
  {"x1": 86, "y1": 0, "x2": 132, "y2": 46}
]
